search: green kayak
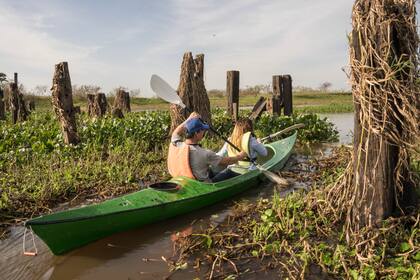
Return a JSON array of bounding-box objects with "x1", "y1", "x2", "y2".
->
[{"x1": 25, "y1": 132, "x2": 297, "y2": 255}]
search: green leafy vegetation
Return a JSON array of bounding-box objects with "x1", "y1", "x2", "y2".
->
[
  {"x1": 0, "y1": 109, "x2": 338, "y2": 226},
  {"x1": 171, "y1": 147, "x2": 420, "y2": 279}
]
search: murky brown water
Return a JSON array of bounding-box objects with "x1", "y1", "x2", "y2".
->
[{"x1": 1, "y1": 113, "x2": 353, "y2": 280}]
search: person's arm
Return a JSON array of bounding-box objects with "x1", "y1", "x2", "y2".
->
[
  {"x1": 171, "y1": 112, "x2": 200, "y2": 142},
  {"x1": 218, "y1": 151, "x2": 247, "y2": 166},
  {"x1": 216, "y1": 142, "x2": 228, "y2": 157},
  {"x1": 250, "y1": 137, "x2": 268, "y2": 157}
]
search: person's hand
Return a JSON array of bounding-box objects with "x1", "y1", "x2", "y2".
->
[
  {"x1": 236, "y1": 151, "x2": 248, "y2": 161},
  {"x1": 256, "y1": 138, "x2": 262, "y2": 143},
  {"x1": 187, "y1": 112, "x2": 201, "y2": 120}
]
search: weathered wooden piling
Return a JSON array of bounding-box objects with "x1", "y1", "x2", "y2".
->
[
  {"x1": 226, "y1": 71, "x2": 239, "y2": 120},
  {"x1": 87, "y1": 94, "x2": 95, "y2": 116},
  {"x1": 268, "y1": 75, "x2": 283, "y2": 116},
  {"x1": 282, "y1": 75, "x2": 293, "y2": 116},
  {"x1": 28, "y1": 100, "x2": 35, "y2": 111},
  {"x1": 113, "y1": 89, "x2": 131, "y2": 113},
  {"x1": 9, "y1": 83, "x2": 20, "y2": 124},
  {"x1": 93, "y1": 93, "x2": 107, "y2": 117},
  {"x1": 51, "y1": 62, "x2": 79, "y2": 145},
  {"x1": 193, "y1": 54, "x2": 212, "y2": 126},
  {"x1": 267, "y1": 95, "x2": 281, "y2": 116},
  {"x1": 249, "y1": 96, "x2": 267, "y2": 121},
  {"x1": 169, "y1": 52, "x2": 212, "y2": 134},
  {"x1": 0, "y1": 88, "x2": 5, "y2": 120}
]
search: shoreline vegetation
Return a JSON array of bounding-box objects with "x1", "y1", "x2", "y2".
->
[
  {"x1": 1, "y1": 93, "x2": 418, "y2": 278},
  {"x1": 26, "y1": 90, "x2": 354, "y2": 114},
  {"x1": 169, "y1": 147, "x2": 420, "y2": 279},
  {"x1": 0, "y1": 108, "x2": 339, "y2": 235}
]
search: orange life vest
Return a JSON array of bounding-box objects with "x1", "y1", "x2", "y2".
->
[{"x1": 167, "y1": 142, "x2": 195, "y2": 179}]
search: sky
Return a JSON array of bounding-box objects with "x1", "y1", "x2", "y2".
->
[{"x1": 0, "y1": 0, "x2": 411, "y2": 97}]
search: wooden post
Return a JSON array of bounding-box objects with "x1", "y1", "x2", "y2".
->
[
  {"x1": 94, "y1": 93, "x2": 107, "y2": 117},
  {"x1": 226, "y1": 71, "x2": 239, "y2": 119},
  {"x1": 9, "y1": 83, "x2": 19, "y2": 124},
  {"x1": 283, "y1": 75, "x2": 293, "y2": 116},
  {"x1": 51, "y1": 62, "x2": 79, "y2": 145},
  {"x1": 87, "y1": 94, "x2": 95, "y2": 116},
  {"x1": 113, "y1": 89, "x2": 131, "y2": 113},
  {"x1": 112, "y1": 108, "x2": 124, "y2": 118},
  {"x1": 194, "y1": 54, "x2": 204, "y2": 79},
  {"x1": 14, "y1": 73, "x2": 18, "y2": 85},
  {"x1": 347, "y1": 0, "x2": 417, "y2": 228},
  {"x1": 232, "y1": 102, "x2": 238, "y2": 121},
  {"x1": 73, "y1": 106, "x2": 81, "y2": 114},
  {"x1": 17, "y1": 91, "x2": 29, "y2": 121},
  {"x1": 271, "y1": 75, "x2": 283, "y2": 115},
  {"x1": 249, "y1": 96, "x2": 267, "y2": 121},
  {"x1": 193, "y1": 53, "x2": 212, "y2": 126},
  {"x1": 170, "y1": 52, "x2": 195, "y2": 133},
  {"x1": 0, "y1": 87, "x2": 5, "y2": 120},
  {"x1": 267, "y1": 95, "x2": 281, "y2": 116},
  {"x1": 28, "y1": 100, "x2": 35, "y2": 111},
  {"x1": 169, "y1": 52, "x2": 212, "y2": 134}
]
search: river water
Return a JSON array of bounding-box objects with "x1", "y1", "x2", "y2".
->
[{"x1": 0, "y1": 113, "x2": 354, "y2": 280}]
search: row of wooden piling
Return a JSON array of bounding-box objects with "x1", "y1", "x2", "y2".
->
[
  {"x1": 227, "y1": 71, "x2": 293, "y2": 121},
  {"x1": 2, "y1": 53, "x2": 294, "y2": 146}
]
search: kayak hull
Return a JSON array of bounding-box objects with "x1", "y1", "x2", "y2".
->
[{"x1": 25, "y1": 132, "x2": 297, "y2": 255}]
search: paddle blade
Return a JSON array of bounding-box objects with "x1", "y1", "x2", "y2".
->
[
  {"x1": 259, "y1": 168, "x2": 289, "y2": 186},
  {"x1": 150, "y1": 74, "x2": 185, "y2": 108}
]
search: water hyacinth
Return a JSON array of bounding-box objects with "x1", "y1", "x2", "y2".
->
[{"x1": 0, "y1": 110, "x2": 338, "y2": 167}]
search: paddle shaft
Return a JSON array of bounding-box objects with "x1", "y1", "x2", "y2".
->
[{"x1": 183, "y1": 107, "x2": 242, "y2": 153}]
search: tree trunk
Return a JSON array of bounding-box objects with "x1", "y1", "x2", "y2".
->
[
  {"x1": 0, "y1": 87, "x2": 5, "y2": 120},
  {"x1": 349, "y1": 0, "x2": 418, "y2": 228},
  {"x1": 51, "y1": 62, "x2": 79, "y2": 145}
]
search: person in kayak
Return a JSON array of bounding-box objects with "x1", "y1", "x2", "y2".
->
[
  {"x1": 168, "y1": 112, "x2": 247, "y2": 182},
  {"x1": 212, "y1": 118, "x2": 268, "y2": 182}
]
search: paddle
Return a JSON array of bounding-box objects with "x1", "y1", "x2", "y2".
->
[
  {"x1": 261, "y1": 123, "x2": 305, "y2": 143},
  {"x1": 150, "y1": 74, "x2": 289, "y2": 186}
]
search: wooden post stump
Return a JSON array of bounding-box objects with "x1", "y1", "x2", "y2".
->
[
  {"x1": 9, "y1": 83, "x2": 19, "y2": 124},
  {"x1": 74, "y1": 106, "x2": 81, "y2": 114},
  {"x1": 227, "y1": 71, "x2": 239, "y2": 119},
  {"x1": 28, "y1": 100, "x2": 35, "y2": 111},
  {"x1": 270, "y1": 75, "x2": 283, "y2": 115},
  {"x1": 0, "y1": 88, "x2": 5, "y2": 120},
  {"x1": 94, "y1": 93, "x2": 108, "y2": 117},
  {"x1": 267, "y1": 95, "x2": 281, "y2": 116},
  {"x1": 169, "y1": 52, "x2": 213, "y2": 134},
  {"x1": 112, "y1": 108, "x2": 124, "y2": 118},
  {"x1": 113, "y1": 90, "x2": 130, "y2": 113},
  {"x1": 249, "y1": 96, "x2": 267, "y2": 121},
  {"x1": 51, "y1": 62, "x2": 79, "y2": 145},
  {"x1": 18, "y1": 92, "x2": 29, "y2": 121},
  {"x1": 193, "y1": 54, "x2": 212, "y2": 126},
  {"x1": 87, "y1": 94, "x2": 95, "y2": 116},
  {"x1": 283, "y1": 75, "x2": 293, "y2": 116}
]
